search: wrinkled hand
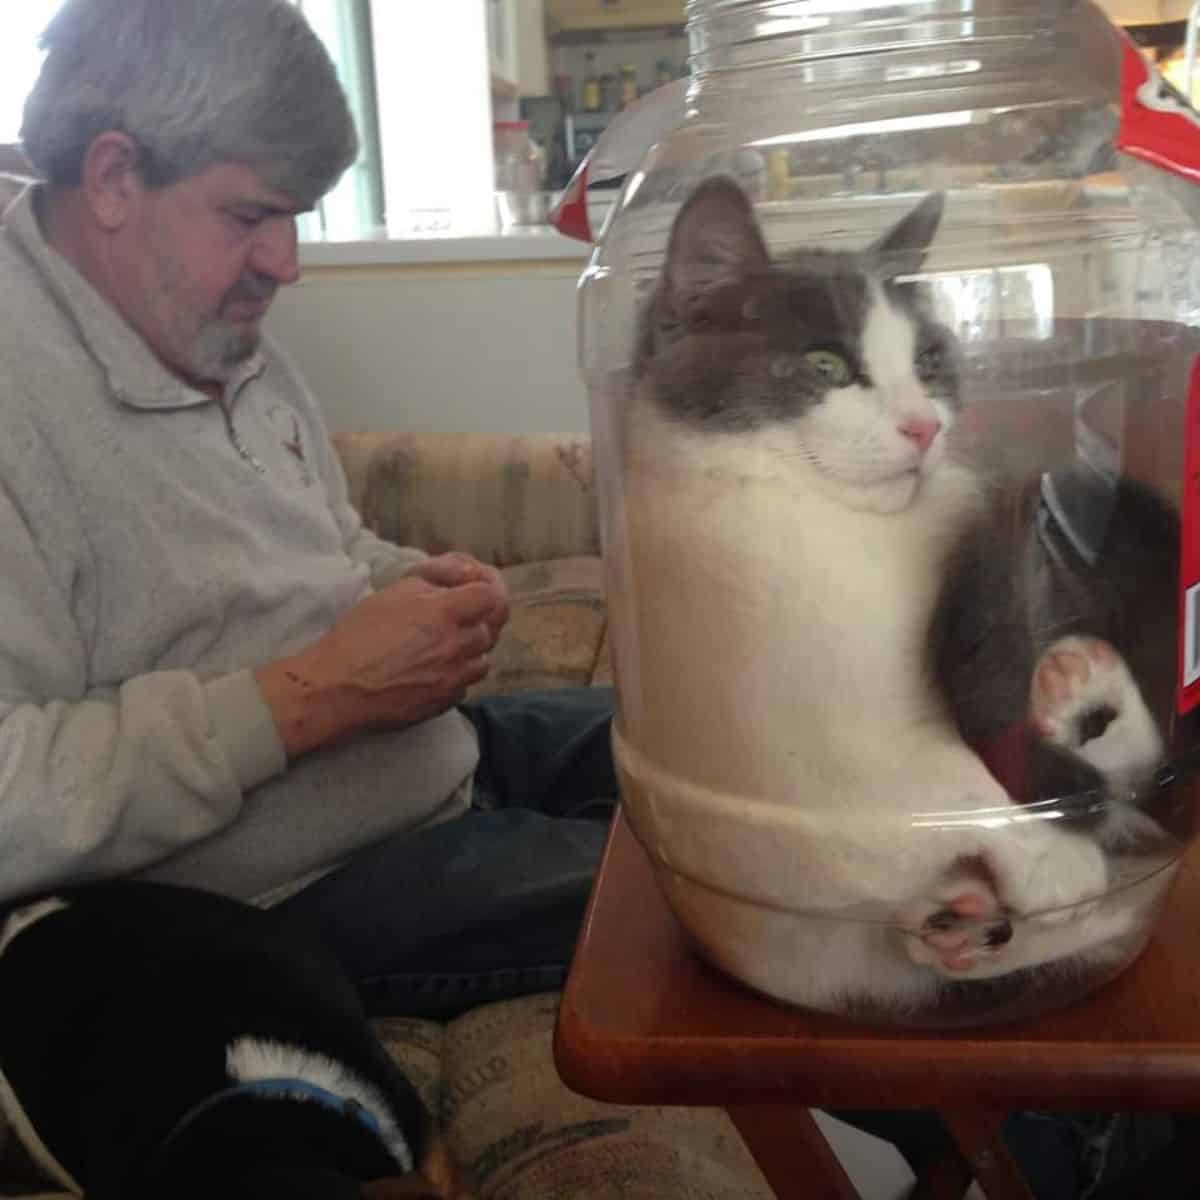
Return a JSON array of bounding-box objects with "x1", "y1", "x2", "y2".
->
[
  {"x1": 404, "y1": 553, "x2": 510, "y2": 641},
  {"x1": 256, "y1": 565, "x2": 509, "y2": 758}
]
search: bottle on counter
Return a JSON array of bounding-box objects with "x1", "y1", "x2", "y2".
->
[
  {"x1": 492, "y1": 120, "x2": 547, "y2": 226},
  {"x1": 600, "y1": 72, "x2": 620, "y2": 113},
  {"x1": 554, "y1": 71, "x2": 575, "y2": 114},
  {"x1": 619, "y1": 64, "x2": 639, "y2": 109},
  {"x1": 581, "y1": 51, "x2": 602, "y2": 112}
]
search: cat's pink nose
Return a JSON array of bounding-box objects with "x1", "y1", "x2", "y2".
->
[{"x1": 899, "y1": 417, "x2": 942, "y2": 454}]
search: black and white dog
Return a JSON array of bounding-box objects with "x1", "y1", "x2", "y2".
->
[{"x1": 0, "y1": 882, "x2": 471, "y2": 1200}]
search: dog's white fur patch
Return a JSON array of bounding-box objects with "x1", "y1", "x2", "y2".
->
[
  {"x1": 0, "y1": 896, "x2": 71, "y2": 958},
  {"x1": 226, "y1": 1036, "x2": 414, "y2": 1173}
]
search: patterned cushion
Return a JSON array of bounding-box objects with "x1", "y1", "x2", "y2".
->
[
  {"x1": 377, "y1": 993, "x2": 773, "y2": 1200},
  {"x1": 591, "y1": 625, "x2": 614, "y2": 687},
  {"x1": 471, "y1": 557, "x2": 606, "y2": 698}
]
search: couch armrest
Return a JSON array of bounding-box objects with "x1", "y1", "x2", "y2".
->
[{"x1": 332, "y1": 431, "x2": 599, "y2": 569}]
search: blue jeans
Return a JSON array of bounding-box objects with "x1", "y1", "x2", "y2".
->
[
  {"x1": 832, "y1": 1109, "x2": 1179, "y2": 1199},
  {"x1": 276, "y1": 687, "x2": 617, "y2": 1019}
]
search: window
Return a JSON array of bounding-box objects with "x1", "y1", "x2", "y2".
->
[
  {"x1": 366, "y1": 2, "x2": 495, "y2": 238},
  {"x1": 0, "y1": 1, "x2": 60, "y2": 146},
  {"x1": 289, "y1": 1, "x2": 498, "y2": 240},
  {"x1": 287, "y1": 0, "x2": 386, "y2": 240}
]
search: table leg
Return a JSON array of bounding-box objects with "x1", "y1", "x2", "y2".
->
[
  {"x1": 940, "y1": 1109, "x2": 1036, "y2": 1200},
  {"x1": 727, "y1": 1105, "x2": 860, "y2": 1200},
  {"x1": 909, "y1": 1147, "x2": 975, "y2": 1200}
]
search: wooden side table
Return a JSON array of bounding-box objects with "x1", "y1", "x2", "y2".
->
[{"x1": 554, "y1": 811, "x2": 1200, "y2": 1200}]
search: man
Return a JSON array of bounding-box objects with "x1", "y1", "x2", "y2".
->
[{"x1": 0, "y1": 0, "x2": 615, "y2": 1017}]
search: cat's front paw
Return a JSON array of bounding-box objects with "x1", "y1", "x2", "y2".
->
[
  {"x1": 1032, "y1": 636, "x2": 1163, "y2": 790},
  {"x1": 903, "y1": 832, "x2": 1110, "y2": 979},
  {"x1": 905, "y1": 879, "x2": 1014, "y2": 975}
]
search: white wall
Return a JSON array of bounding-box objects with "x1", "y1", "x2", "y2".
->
[{"x1": 265, "y1": 261, "x2": 591, "y2": 434}]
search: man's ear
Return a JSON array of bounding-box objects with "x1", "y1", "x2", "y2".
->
[{"x1": 80, "y1": 131, "x2": 144, "y2": 231}]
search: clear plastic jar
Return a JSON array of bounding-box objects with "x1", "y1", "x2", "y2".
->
[{"x1": 582, "y1": 0, "x2": 1200, "y2": 1027}]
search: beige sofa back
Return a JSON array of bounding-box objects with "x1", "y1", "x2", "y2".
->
[{"x1": 333, "y1": 431, "x2": 599, "y2": 569}]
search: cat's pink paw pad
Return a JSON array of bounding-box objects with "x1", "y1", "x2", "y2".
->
[
  {"x1": 913, "y1": 891, "x2": 1012, "y2": 973},
  {"x1": 1032, "y1": 635, "x2": 1165, "y2": 787},
  {"x1": 1031, "y1": 636, "x2": 1120, "y2": 743}
]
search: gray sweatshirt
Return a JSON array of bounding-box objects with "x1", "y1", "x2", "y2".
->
[{"x1": 0, "y1": 186, "x2": 478, "y2": 906}]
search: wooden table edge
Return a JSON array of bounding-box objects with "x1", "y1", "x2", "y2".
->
[{"x1": 553, "y1": 811, "x2": 1200, "y2": 1113}]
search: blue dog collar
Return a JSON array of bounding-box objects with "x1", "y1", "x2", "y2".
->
[
  {"x1": 158, "y1": 1076, "x2": 405, "y2": 1169},
  {"x1": 226, "y1": 1077, "x2": 386, "y2": 1139}
]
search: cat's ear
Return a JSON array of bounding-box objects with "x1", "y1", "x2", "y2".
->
[
  {"x1": 869, "y1": 191, "x2": 945, "y2": 279},
  {"x1": 663, "y1": 176, "x2": 770, "y2": 306}
]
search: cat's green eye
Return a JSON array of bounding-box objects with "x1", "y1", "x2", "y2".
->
[
  {"x1": 916, "y1": 345, "x2": 944, "y2": 380},
  {"x1": 804, "y1": 349, "x2": 854, "y2": 387}
]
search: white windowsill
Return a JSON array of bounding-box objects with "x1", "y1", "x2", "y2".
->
[{"x1": 298, "y1": 223, "x2": 593, "y2": 268}]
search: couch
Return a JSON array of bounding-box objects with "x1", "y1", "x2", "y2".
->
[
  {"x1": 0, "y1": 425, "x2": 774, "y2": 1199},
  {"x1": 334, "y1": 431, "x2": 612, "y2": 699}
]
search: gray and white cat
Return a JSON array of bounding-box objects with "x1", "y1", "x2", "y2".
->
[{"x1": 611, "y1": 176, "x2": 1184, "y2": 1017}]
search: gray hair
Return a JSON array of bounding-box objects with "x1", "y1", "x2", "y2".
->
[{"x1": 21, "y1": 0, "x2": 358, "y2": 207}]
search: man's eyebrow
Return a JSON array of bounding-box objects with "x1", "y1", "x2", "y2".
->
[{"x1": 227, "y1": 199, "x2": 304, "y2": 218}]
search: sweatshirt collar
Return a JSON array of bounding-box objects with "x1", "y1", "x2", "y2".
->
[{"x1": 4, "y1": 183, "x2": 265, "y2": 410}]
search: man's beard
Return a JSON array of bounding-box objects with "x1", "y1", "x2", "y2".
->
[
  {"x1": 189, "y1": 319, "x2": 259, "y2": 382},
  {"x1": 187, "y1": 277, "x2": 276, "y2": 382}
]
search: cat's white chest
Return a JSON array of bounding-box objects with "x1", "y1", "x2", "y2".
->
[{"x1": 610, "y1": 401, "x2": 982, "y2": 806}]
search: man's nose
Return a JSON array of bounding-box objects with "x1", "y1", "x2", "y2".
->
[{"x1": 251, "y1": 216, "x2": 300, "y2": 286}]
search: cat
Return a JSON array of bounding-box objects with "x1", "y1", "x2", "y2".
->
[{"x1": 608, "y1": 174, "x2": 1187, "y2": 1019}]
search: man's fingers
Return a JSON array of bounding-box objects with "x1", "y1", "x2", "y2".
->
[
  {"x1": 443, "y1": 579, "x2": 507, "y2": 625},
  {"x1": 461, "y1": 622, "x2": 493, "y2": 657},
  {"x1": 417, "y1": 553, "x2": 486, "y2": 587}
]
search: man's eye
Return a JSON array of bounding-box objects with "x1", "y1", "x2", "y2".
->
[
  {"x1": 803, "y1": 348, "x2": 855, "y2": 387},
  {"x1": 227, "y1": 210, "x2": 263, "y2": 229}
]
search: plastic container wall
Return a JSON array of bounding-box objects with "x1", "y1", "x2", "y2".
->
[{"x1": 581, "y1": 0, "x2": 1200, "y2": 1026}]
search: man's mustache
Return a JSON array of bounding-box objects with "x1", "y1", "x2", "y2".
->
[{"x1": 223, "y1": 276, "x2": 277, "y2": 307}]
